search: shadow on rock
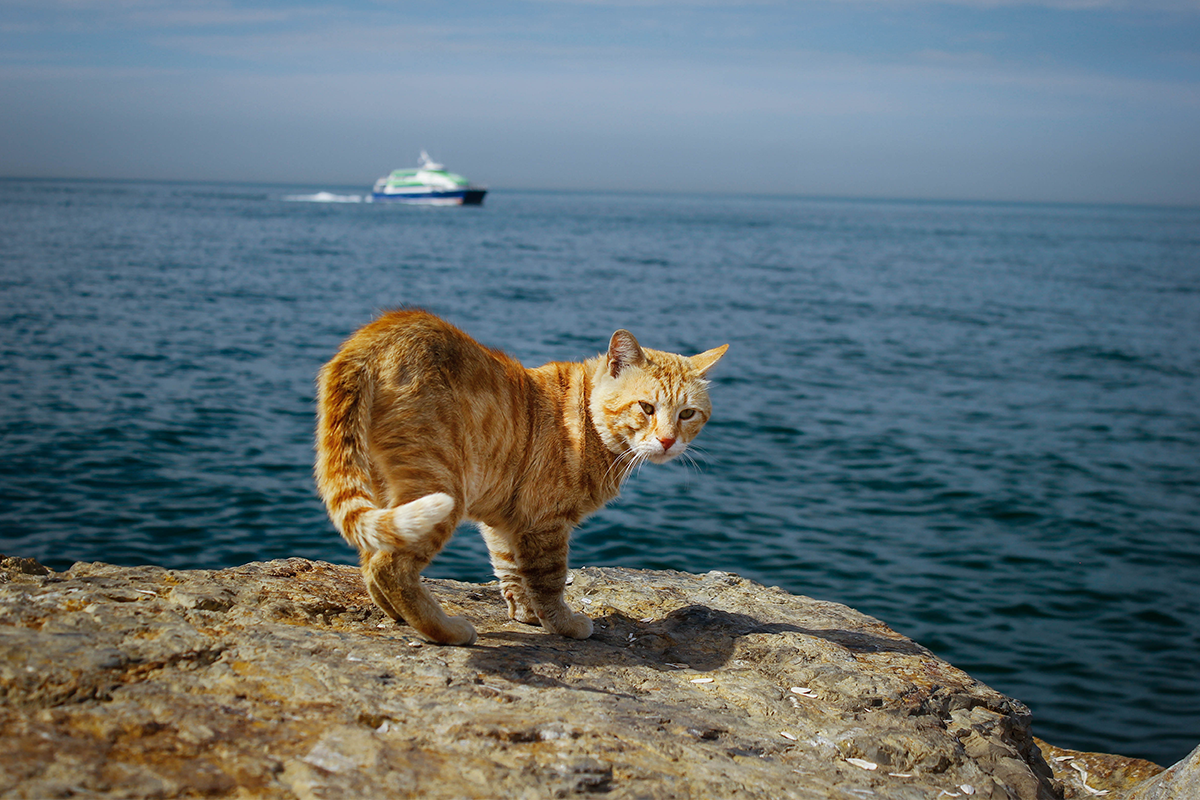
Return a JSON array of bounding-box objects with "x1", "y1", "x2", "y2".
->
[{"x1": 466, "y1": 602, "x2": 929, "y2": 686}]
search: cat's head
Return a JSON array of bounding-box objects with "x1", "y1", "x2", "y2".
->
[{"x1": 591, "y1": 330, "x2": 727, "y2": 466}]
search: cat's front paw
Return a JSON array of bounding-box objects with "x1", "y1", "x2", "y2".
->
[{"x1": 543, "y1": 611, "x2": 593, "y2": 640}]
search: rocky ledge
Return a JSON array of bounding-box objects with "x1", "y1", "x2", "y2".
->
[{"x1": 0, "y1": 555, "x2": 1192, "y2": 799}]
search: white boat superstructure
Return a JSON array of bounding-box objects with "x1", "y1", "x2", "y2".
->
[{"x1": 371, "y1": 151, "x2": 487, "y2": 206}]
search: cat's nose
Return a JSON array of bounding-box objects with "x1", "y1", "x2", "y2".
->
[{"x1": 659, "y1": 437, "x2": 676, "y2": 451}]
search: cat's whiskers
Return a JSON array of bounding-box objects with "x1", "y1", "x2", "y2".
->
[
  {"x1": 686, "y1": 443, "x2": 709, "y2": 463},
  {"x1": 603, "y1": 453, "x2": 627, "y2": 485},
  {"x1": 678, "y1": 451, "x2": 703, "y2": 474},
  {"x1": 603, "y1": 449, "x2": 629, "y2": 483},
  {"x1": 626, "y1": 448, "x2": 653, "y2": 482},
  {"x1": 681, "y1": 442, "x2": 717, "y2": 470},
  {"x1": 605, "y1": 447, "x2": 644, "y2": 486},
  {"x1": 625, "y1": 450, "x2": 650, "y2": 482}
]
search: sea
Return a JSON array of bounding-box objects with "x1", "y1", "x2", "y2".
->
[{"x1": 2, "y1": 178, "x2": 1198, "y2": 767}]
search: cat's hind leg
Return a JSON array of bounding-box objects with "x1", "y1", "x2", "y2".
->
[
  {"x1": 359, "y1": 493, "x2": 476, "y2": 646},
  {"x1": 362, "y1": 550, "x2": 476, "y2": 645},
  {"x1": 512, "y1": 524, "x2": 593, "y2": 640},
  {"x1": 479, "y1": 523, "x2": 539, "y2": 625}
]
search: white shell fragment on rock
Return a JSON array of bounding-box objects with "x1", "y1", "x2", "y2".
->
[
  {"x1": 1069, "y1": 762, "x2": 1110, "y2": 796},
  {"x1": 846, "y1": 758, "x2": 878, "y2": 770},
  {"x1": 690, "y1": 677, "x2": 714, "y2": 684},
  {"x1": 303, "y1": 742, "x2": 357, "y2": 774},
  {"x1": 789, "y1": 686, "x2": 818, "y2": 697},
  {"x1": 779, "y1": 731, "x2": 797, "y2": 741}
]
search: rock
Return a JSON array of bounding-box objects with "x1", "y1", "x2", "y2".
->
[
  {"x1": 0, "y1": 555, "x2": 50, "y2": 577},
  {"x1": 0, "y1": 555, "x2": 1171, "y2": 799},
  {"x1": 1122, "y1": 743, "x2": 1200, "y2": 800},
  {"x1": 1036, "y1": 739, "x2": 1164, "y2": 799}
]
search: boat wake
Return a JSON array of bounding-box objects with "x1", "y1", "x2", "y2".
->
[{"x1": 282, "y1": 192, "x2": 364, "y2": 204}]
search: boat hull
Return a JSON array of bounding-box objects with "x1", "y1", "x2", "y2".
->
[{"x1": 371, "y1": 188, "x2": 486, "y2": 206}]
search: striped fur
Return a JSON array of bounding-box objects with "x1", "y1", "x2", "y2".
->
[{"x1": 314, "y1": 310, "x2": 726, "y2": 645}]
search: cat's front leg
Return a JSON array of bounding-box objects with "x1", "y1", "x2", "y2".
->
[
  {"x1": 479, "y1": 523, "x2": 539, "y2": 625},
  {"x1": 513, "y1": 524, "x2": 593, "y2": 640}
]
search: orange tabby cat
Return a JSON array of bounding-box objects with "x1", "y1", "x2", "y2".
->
[{"x1": 314, "y1": 310, "x2": 727, "y2": 645}]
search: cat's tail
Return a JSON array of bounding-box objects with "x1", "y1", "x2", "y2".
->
[{"x1": 314, "y1": 353, "x2": 455, "y2": 554}]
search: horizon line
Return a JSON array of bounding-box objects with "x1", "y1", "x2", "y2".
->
[{"x1": 2, "y1": 174, "x2": 1197, "y2": 212}]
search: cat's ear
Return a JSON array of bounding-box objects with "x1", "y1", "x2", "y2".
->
[
  {"x1": 607, "y1": 329, "x2": 646, "y2": 378},
  {"x1": 690, "y1": 344, "x2": 729, "y2": 376}
]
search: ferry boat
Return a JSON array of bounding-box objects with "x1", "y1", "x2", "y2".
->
[{"x1": 370, "y1": 152, "x2": 487, "y2": 206}]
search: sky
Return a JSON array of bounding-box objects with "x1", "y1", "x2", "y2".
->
[{"x1": 2, "y1": 0, "x2": 1199, "y2": 205}]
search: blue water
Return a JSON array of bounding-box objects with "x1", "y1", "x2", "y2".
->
[{"x1": 2, "y1": 178, "x2": 1198, "y2": 766}]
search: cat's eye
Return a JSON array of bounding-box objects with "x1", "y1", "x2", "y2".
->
[
  {"x1": 679, "y1": 409, "x2": 697, "y2": 420},
  {"x1": 639, "y1": 402, "x2": 655, "y2": 416}
]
